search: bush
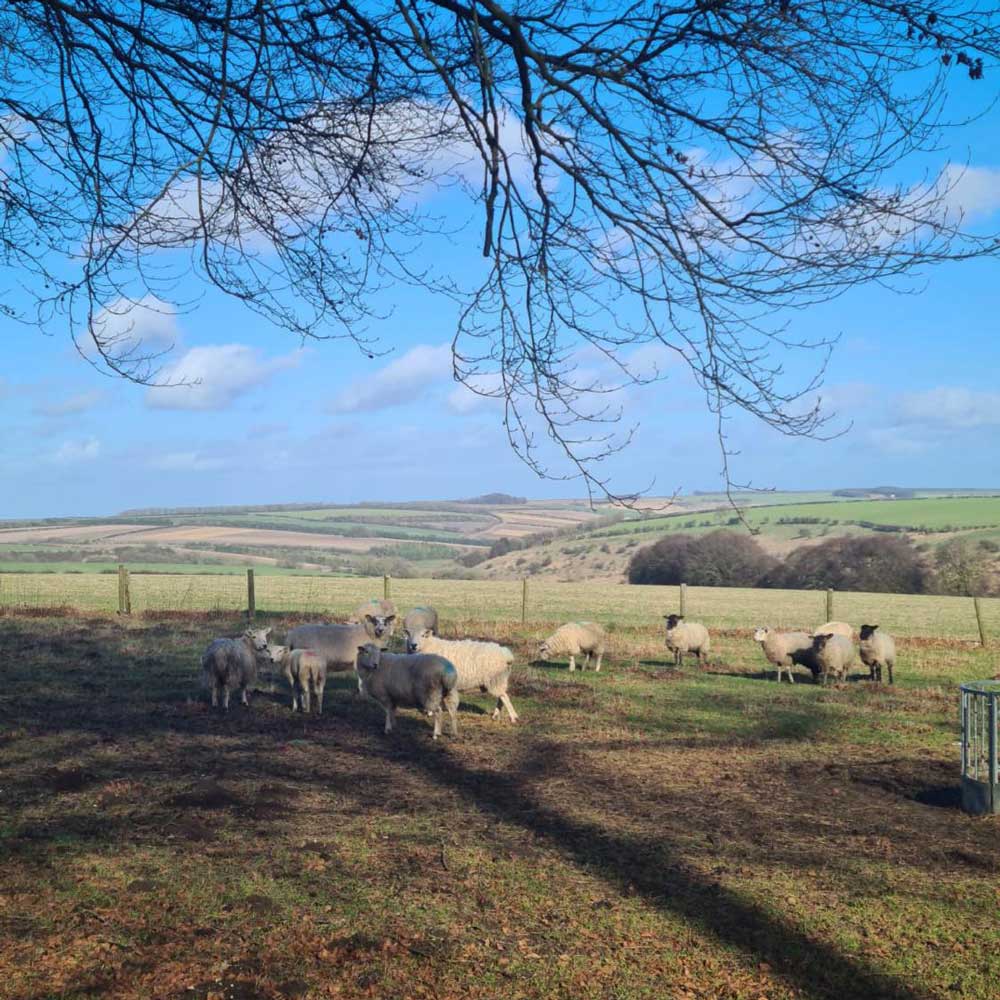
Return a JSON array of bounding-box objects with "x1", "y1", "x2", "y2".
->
[
  {"x1": 933, "y1": 538, "x2": 993, "y2": 596},
  {"x1": 628, "y1": 530, "x2": 776, "y2": 587},
  {"x1": 763, "y1": 535, "x2": 928, "y2": 593}
]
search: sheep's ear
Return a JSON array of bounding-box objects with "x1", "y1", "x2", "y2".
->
[
  {"x1": 386, "y1": 615, "x2": 396, "y2": 623},
  {"x1": 365, "y1": 614, "x2": 376, "y2": 624}
]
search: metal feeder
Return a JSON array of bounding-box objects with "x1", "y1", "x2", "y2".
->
[{"x1": 960, "y1": 681, "x2": 1000, "y2": 815}]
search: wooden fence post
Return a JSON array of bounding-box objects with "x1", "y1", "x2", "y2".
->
[
  {"x1": 118, "y1": 564, "x2": 131, "y2": 615},
  {"x1": 247, "y1": 569, "x2": 256, "y2": 620},
  {"x1": 521, "y1": 577, "x2": 529, "y2": 624},
  {"x1": 679, "y1": 583, "x2": 687, "y2": 616},
  {"x1": 383, "y1": 574, "x2": 392, "y2": 601},
  {"x1": 826, "y1": 588, "x2": 834, "y2": 623},
  {"x1": 974, "y1": 597, "x2": 988, "y2": 648}
]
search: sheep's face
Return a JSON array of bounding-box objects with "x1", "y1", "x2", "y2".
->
[
  {"x1": 365, "y1": 613, "x2": 396, "y2": 638},
  {"x1": 266, "y1": 644, "x2": 287, "y2": 664},
  {"x1": 664, "y1": 614, "x2": 683, "y2": 631},
  {"x1": 859, "y1": 624, "x2": 878, "y2": 640},
  {"x1": 244, "y1": 627, "x2": 272, "y2": 652},
  {"x1": 404, "y1": 628, "x2": 418, "y2": 653},
  {"x1": 537, "y1": 641, "x2": 551, "y2": 659},
  {"x1": 406, "y1": 628, "x2": 433, "y2": 654},
  {"x1": 812, "y1": 633, "x2": 833, "y2": 651},
  {"x1": 356, "y1": 643, "x2": 382, "y2": 672},
  {"x1": 753, "y1": 627, "x2": 770, "y2": 643}
]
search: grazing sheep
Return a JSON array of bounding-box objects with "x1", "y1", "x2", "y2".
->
[
  {"x1": 355, "y1": 643, "x2": 459, "y2": 739},
  {"x1": 663, "y1": 614, "x2": 711, "y2": 667},
  {"x1": 268, "y1": 644, "x2": 327, "y2": 713},
  {"x1": 538, "y1": 622, "x2": 607, "y2": 672},
  {"x1": 201, "y1": 627, "x2": 271, "y2": 710},
  {"x1": 753, "y1": 627, "x2": 818, "y2": 683},
  {"x1": 811, "y1": 633, "x2": 856, "y2": 685},
  {"x1": 813, "y1": 621, "x2": 854, "y2": 640},
  {"x1": 859, "y1": 624, "x2": 896, "y2": 684},
  {"x1": 349, "y1": 598, "x2": 398, "y2": 641},
  {"x1": 413, "y1": 630, "x2": 518, "y2": 722},
  {"x1": 404, "y1": 606, "x2": 440, "y2": 653}
]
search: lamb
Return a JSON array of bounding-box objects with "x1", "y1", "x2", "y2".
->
[
  {"x1": 537, "y1": 622, "x2": 607, "y2": 672},
  {"x1": 355, "y1": 642, "x2": 459, "y2": 739},
  {"x1": 268, "y1": 644, "x2": 327, "y2": 713},
  {"x1": 200, "y1": 627, "x2": 271, "y2": 710},
  {"x1": 752, "y1": 627, "x2": 819, "y2": 683},
  {"x1": 412, "y1": 630, "x2": 518, "y2": 722},
  {"x1": 813, "y1": 621, "x2": 854, "y2": 640},
  {"x1": 663, "y1": 614, "x2": 710, "y2": 667},
  {"x1": 349, "y1": 598, "x2": 398, "y2": 642},
  {"x1": 811, "y1": 632, "x2": 856, "y2": 685},
  {"x1": 404, "y1": 606, "x2": 440, "y2": 653},
  {"x1": 859, "y1": 624, "x2": 896, "y2": 684}
]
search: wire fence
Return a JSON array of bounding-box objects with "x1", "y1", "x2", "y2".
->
[{"x1": 0, "y1": 569, "x2": 997, "y2": 641}]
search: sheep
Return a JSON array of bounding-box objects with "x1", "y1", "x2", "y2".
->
[
  {"x1": 663, "y1": 614, "x2": 710, "y2": 667},
  {"x1": 355, "y1": 642, "x2": 459, "y2": 739},
  {"x1": 412, "y1": 630, "x2": 518, "y2": 722},
  {"x1": 813, "y1": 621, "x2": 854, "y2": 640},
  {"x1": 538, "y1": 622, "x2": 607, "y2": 672},
  {"x1": 287, "y1": 622, "x2": 371, "y2": 693},
  {"x1": 811, "y1": 632, "x2": 856, "y2": 685},
  {"x1": 349, "y1": 598, "x2": 398, "y2": 642},
  {"x1": 268, "y1": 644, "x2": 327, "y2": 713},
  {"x1": 752, "y1": 627, "x2": 819, "y2": 683},
  {"x1": 200, "y1": 627, "x2": 271, "y2": 710},
  {"x1": 404, "y1": 606, "x2": 440, "y2": 653},
  {"x1": 859, "y1": 624, "x2": 896, "y2": 684}
]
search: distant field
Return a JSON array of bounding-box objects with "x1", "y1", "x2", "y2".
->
[{"x1": 2, "y1": 572, "x2": 997, "y2": 640}]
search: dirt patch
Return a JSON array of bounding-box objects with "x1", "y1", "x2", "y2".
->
[
  {"x1": 168, "y1": 780, "x2": 243, "y2": 810},
  {"x1": 44, "y1": 766, "x2": 96, "y2": 792},
  {"x1": 179, "y1": 980, "x2": 272, "y2": 1000}
]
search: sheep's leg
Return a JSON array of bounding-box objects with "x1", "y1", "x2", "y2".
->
[
  {"x1": 240, "y1": 685, "x2": 250, "y2": 707},
  {"x1": 384, "y1": 705, "x2": 395, "y2": 734},
  {"x1": 211, "y1": 683, "x2": 219, "y2": 708},
  {"x1": 594, "y1": 652, "x2": 603, "y2": 673},
  {"x1": 568, "y1": 655, "x2": 576, "y2": 672},
  {"x1": 316, "y1": 680, "x2": 325, "y2": 714},
  {"x1": 887, "y1": 662, "x2": 894, "y2": 685},
  {"x1": 222, "y1": 687, "x2": 231, "y2": 712},
  {"x1": 301, "y1": 683, "x2": 311, "y2": 714},
  {"x1": 445, "y1": 690, "x2": 460, "y2": 736},
  {"x1": 432, "y1": 709, "x2": 442, "y2": 740},
  {"x1": 499, "y1": 693, "x2": 519, "y2": 723}
]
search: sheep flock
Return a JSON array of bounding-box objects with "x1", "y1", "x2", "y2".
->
[{"x1": 199, "y1": 599, "x2": 899, "y2": 738}]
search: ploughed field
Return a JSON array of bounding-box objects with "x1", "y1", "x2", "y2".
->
[{"x1": 2, "y1": 612, "x2": 999, "y2": 1000}]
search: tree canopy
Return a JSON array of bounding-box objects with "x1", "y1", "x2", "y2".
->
[{"x1": 2, "y1": 1, "x2": 998, "y2": 497}]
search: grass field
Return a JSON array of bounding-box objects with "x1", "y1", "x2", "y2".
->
[
  {"x1": 3, "y1": 573, "x2": 997, "y2": 642},
  {"x1": 1, "y1": 610, "x2": 998, "y2": 1000}
]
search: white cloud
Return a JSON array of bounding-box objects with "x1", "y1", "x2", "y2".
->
[
  {"x1": 52, "y1": 437, "x2": 101, "y2": 463},
  {"x1": 895, "y1": 386, "x2": 1000, "y2": 430},
  {"x1": 329, "y1": 343, "x2": 452, "y2": 414},
  {"x1": 88, "y1": 295, "x2": 181, "y2": 365},
  {"x1": 146, "y1": 344, "x2": 301, "y2": 411},
  {"x1": 941, "y1": 164, "x2": 1000, "y2": 223},
  {"x1": 34, "y1": 390, "x2": 105, "y2": 418},
  {"x1": 446, "y1": 371, "x2": 505, "y2": 414}
]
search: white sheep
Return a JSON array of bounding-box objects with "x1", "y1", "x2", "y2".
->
[
  {"x1": 811, "y1": 632, "x2": 856, "y2": 684},
  {"x1": 813, "y1": 621, "x2": 854, "y2": 640},
  {"x1": 268, "y1": 644, "x2": 327, "y2": 713},
  {"x1": 859, "y1": 624, "x2": 896, "y2": 684},
  {"x1": 355, "y1": 643, "x2": 459, "y2": 739},
  {"x1": 413, "y1": 630, "x2": 518, "y2": 722},
  {"x1": 200, "y1": 627, "x2": 271, "y2": 710},
  {"x1": 348, "y1": 598, "x2": 398, "y2": 642},
  {"x1": 663, "y1": 614, "x2": 710, "y2": 667},
  {"x1": 538, "y1": 622, "x2": 606, "y2": 672},
  {"x1": 404, "y1": 606, "x2": 440, "y2": 653},
  {"x1": 753, "y1": 627, "x2": 818, "y2": 683}
]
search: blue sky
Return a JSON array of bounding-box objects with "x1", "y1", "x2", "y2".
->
[{"x1": 2, "y1": 87, "x2": 999, "y2": 518}]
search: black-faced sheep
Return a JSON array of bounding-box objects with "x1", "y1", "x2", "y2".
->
[
  {"x1": 811, "y1": 632, "x2": 856, "y2": 684},
  {"x1": 859, "y1": 624, "x2": 896, "y2": 684},
  {"x1": 663, "y1": 614, "x2": 710, "y2": 666}
]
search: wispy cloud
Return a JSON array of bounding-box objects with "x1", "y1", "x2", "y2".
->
[
  {"x1": 88, "y1": 295, "x2": 181, "y2": 366},
  {"x1": 51, "y1": 437, "x2": 102, "y2": 463},
  {"x1": 941, "y1": 164, "x2": 1000, "y2": 223},
  {"x1": 34, "y1": 389, "x2": 106, "y2": 418},
  {"x1": 148, "y1": 450, "x2": 229, "y2": 472},
  {"x1": 895, "y1": 386, "x2": 1000, "y2": 430},
  {"x1": 329, "y1": 343, "x2": 451, "y2": 414},
  {"x1": 146, "y1": 344, "x2": 301, "y2": 411}
]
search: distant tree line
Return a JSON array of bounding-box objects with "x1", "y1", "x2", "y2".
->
[{"x1": 628, "y1": 531, "x2": 997, "y2": 596}]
